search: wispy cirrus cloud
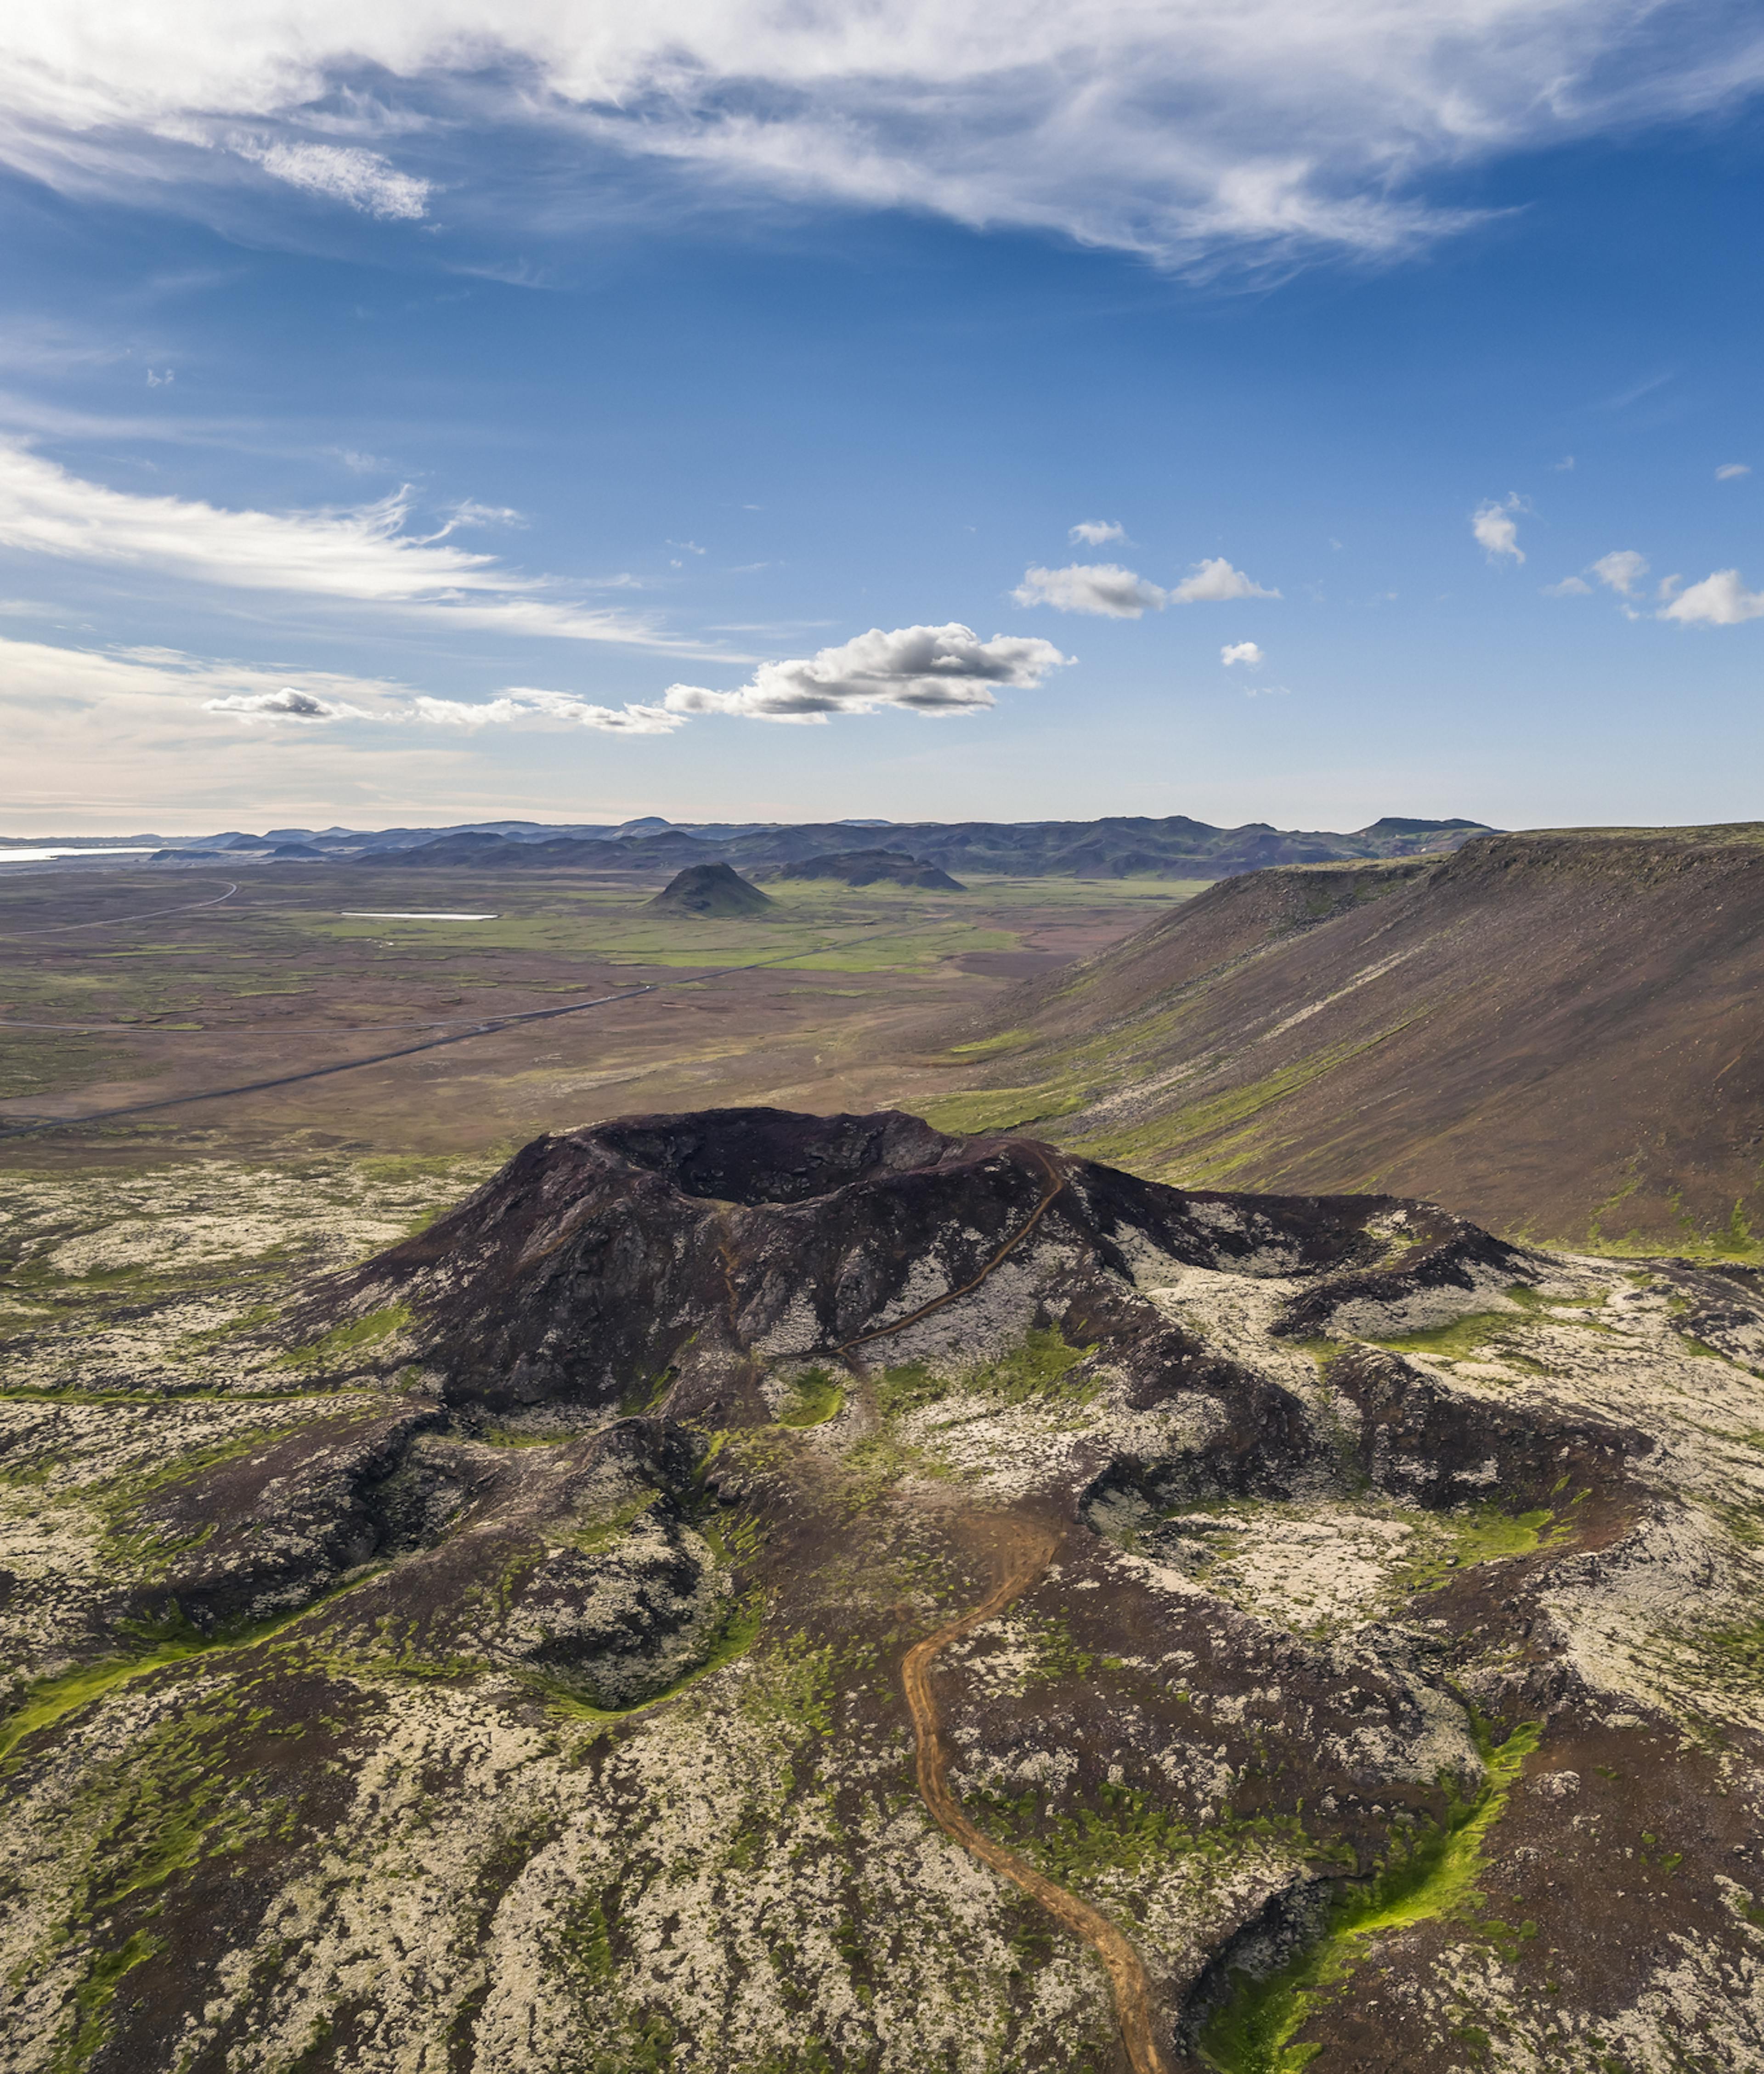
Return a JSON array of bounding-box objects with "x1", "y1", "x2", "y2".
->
[
  {"x1": 0, "y1": 441, "x2": 720, "y2": 652},
  {"x1": 230, "y1": 138, "x2": 432, "y2": 219},
  {"x1": 3, "y1": 3, "x2": 1763, "y2": 269},
  {"x1": 663, "y1": 623, "x2": 1069, "y2": 724}
]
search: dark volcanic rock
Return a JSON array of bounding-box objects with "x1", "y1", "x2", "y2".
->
[
  {"x1": 10, "y1": 1104, "x2": 1763, "y2": 2074},
  {"x1": 307, "y1": 1105, "x2": 1477, "y2": 1417},
  {"x1": 647, "y1": 861, "x2": 773, "y2": 917}
]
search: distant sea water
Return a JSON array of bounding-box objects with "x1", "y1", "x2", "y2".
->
[{"x1": 0, "y1": 848, "x2": 160, "y2": 864}]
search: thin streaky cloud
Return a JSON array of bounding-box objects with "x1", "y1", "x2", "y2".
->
[
  {"x1": 3, "y1": 4, "x2": 1764, "y2": 269},
  {"x1": 0, "y1": 441, "x2": 728, "y2": 653},
  {"x1": 1716, "y1": 462, "x2": 1751, "y2": 480}
]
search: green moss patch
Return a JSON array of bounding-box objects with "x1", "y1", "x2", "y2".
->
[
  {"x1": 1199, "y1": 1718, "x2": 1543, "y2": 2073},
  {"x1": 777, "y1": 1367, "x2": 845, "y2": 1428},
  {"x1": 875, "y1": 1328, "x2": 1097, "y2": 1421},
  {"x1": 276, "y1": 1304, "x2": 413, "y2": 1370}
]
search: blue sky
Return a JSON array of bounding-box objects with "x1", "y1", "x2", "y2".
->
[{"x1": 1, "y1": 4, "x2": 1762, "y2": 833}]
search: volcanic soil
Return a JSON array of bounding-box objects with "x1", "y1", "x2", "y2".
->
[
  {"x1": 3, "y1": 1106, "x2": 1763, "y2": 2074},
  {"x1": 946, "y1": 824, "x2": 1764, "y2": 1254}
]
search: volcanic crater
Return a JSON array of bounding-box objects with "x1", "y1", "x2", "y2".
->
[{"x1": 4, "y1": 1107, "x2": 1764, "y2": 2074}]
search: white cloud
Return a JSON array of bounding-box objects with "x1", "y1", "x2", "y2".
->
[
  {"x1": 1589, "y1": 548, "x2": 1648, "y2": 595},
  {"x1": 1170, "y1": 557, "x2": 1279, "y2": 602},
  {"x1": 1659, "y1": 570, "x2": 1764, "y2": 627},
  {"x1": 3, "y1": 5, "x2": 1762, "y2": 269},
  {"x1": 1471, "y1": 495, "x2": 1526, "y2": 563},
  {"x1": 0, "y1": 440, "x2": 709, "y2": 650},
  {"x1": 0, "y1": 633, "x2": 402, "y2": 717},
  {"x1": 409, "y1": 690, "x2": 684, "y2": 733},
  {"x1": 1552, "y1": 455, "x2": 1575, "y2": 470},
  {"x1": 1657, "y1": 573, "x2": 1682, "y2": 600},
  {"x1": 204, "y1": 686, "x2": 369, "y2": 721},
  {"x1": 663, "y1": 623, "x2": 1068, "y2": 724},
  {"x1": 232, "y1": 139, "x2": 430, "y2": 220},
  {"x1": 1221, "y1": 640, "x2": 1263, "y2": 666},
  {"x1": 1069, "y1": 520, "x2": 1125, "y2": 546},
  {"x1": 1012, "y1": 562, "x2": 1166, "y2": 617},
  {"x1": 1542, "y1": 575, "x2": 1591, "y2": 596},
  {"x1": 1717, "y1": 462, "x2": 1752, "y2": 481}
]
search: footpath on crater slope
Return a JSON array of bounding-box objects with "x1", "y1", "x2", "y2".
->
[{"x1": 2, "y1": 1105, "x2": 1763, "y2": 2073}]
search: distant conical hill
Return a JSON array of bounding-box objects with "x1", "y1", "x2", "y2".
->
[{"x1": 647, "y1": 861, "x2": 774, "y2": 918}]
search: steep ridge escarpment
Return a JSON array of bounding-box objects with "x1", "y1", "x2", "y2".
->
[
  {"x1": 938, "y1": 825, "x2": 1764, "y2": 1252},
  {"x1": 7, "y1": 1108, "x2": 1764, "y2": 2072}
]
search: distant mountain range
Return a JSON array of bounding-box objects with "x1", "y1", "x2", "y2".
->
[{"x1": 6, "y1": 812, "x2": 1498, "y2": 879}]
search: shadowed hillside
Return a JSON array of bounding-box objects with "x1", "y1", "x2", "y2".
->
[{"x1": 935, "y1": 825, "x2": 1764, "y2": 1253}]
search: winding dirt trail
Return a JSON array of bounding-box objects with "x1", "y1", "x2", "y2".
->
[{"x1": 902, "y1": 1516, "x2": 1172, "y2": 2074}]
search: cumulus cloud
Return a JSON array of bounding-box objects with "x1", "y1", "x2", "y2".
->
[
  {"x1": 1717, "y1": 463, "x2": 1752, "y2": 481},
  {"x1": 1170, "y1": 557, "x2": 1279, "y2": 602},
  {"x1": 232, "y1": 139, "x2": 430, "y2": 220},
  {"x1": 1658, "y1": 570, "x2": 1764, "y2": 627},
  {"x1": 1013, "y1": 562, "x2": 1166, "y2": 617},
  {"x1": 1589, "y1": 549, "x2": 1649, "y2": 595},
  {"x1": 1221, "y1": 640, "x2": 1263, "y2": 666},
  {"x1": 409, "y1": 689, "x2": 684, "y2": 733},
  {"x1": 3, "y1": 4, "x2": 1761, "y2": 268},
  {"x1": 1069, "y1": 520, "x2": 1125, "y2": 546},
  {"x1": 0, "y1": 440, "x2": 706, "y2": 651},
  {"x1": 1542, "y1": 576, "x2": 1591, "y2": 596},
  {"x1": 663, "y1": 623, "x2": 1068, "y2": 724},
  {"x1": 203, "y1": 686, "x2": 369, "y2": 721},
  {"x1": 1471, "y1": 495, "x2": 1526, "y2": 563}
]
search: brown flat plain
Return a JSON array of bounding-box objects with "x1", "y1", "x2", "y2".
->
[{"x1": 0, "y1": 863, "x2": 1204, "y2": 1170}]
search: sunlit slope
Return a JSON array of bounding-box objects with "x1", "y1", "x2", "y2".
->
[{"x1": 937, "y1": 827, "x2": 1764, "y2": 1252}]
